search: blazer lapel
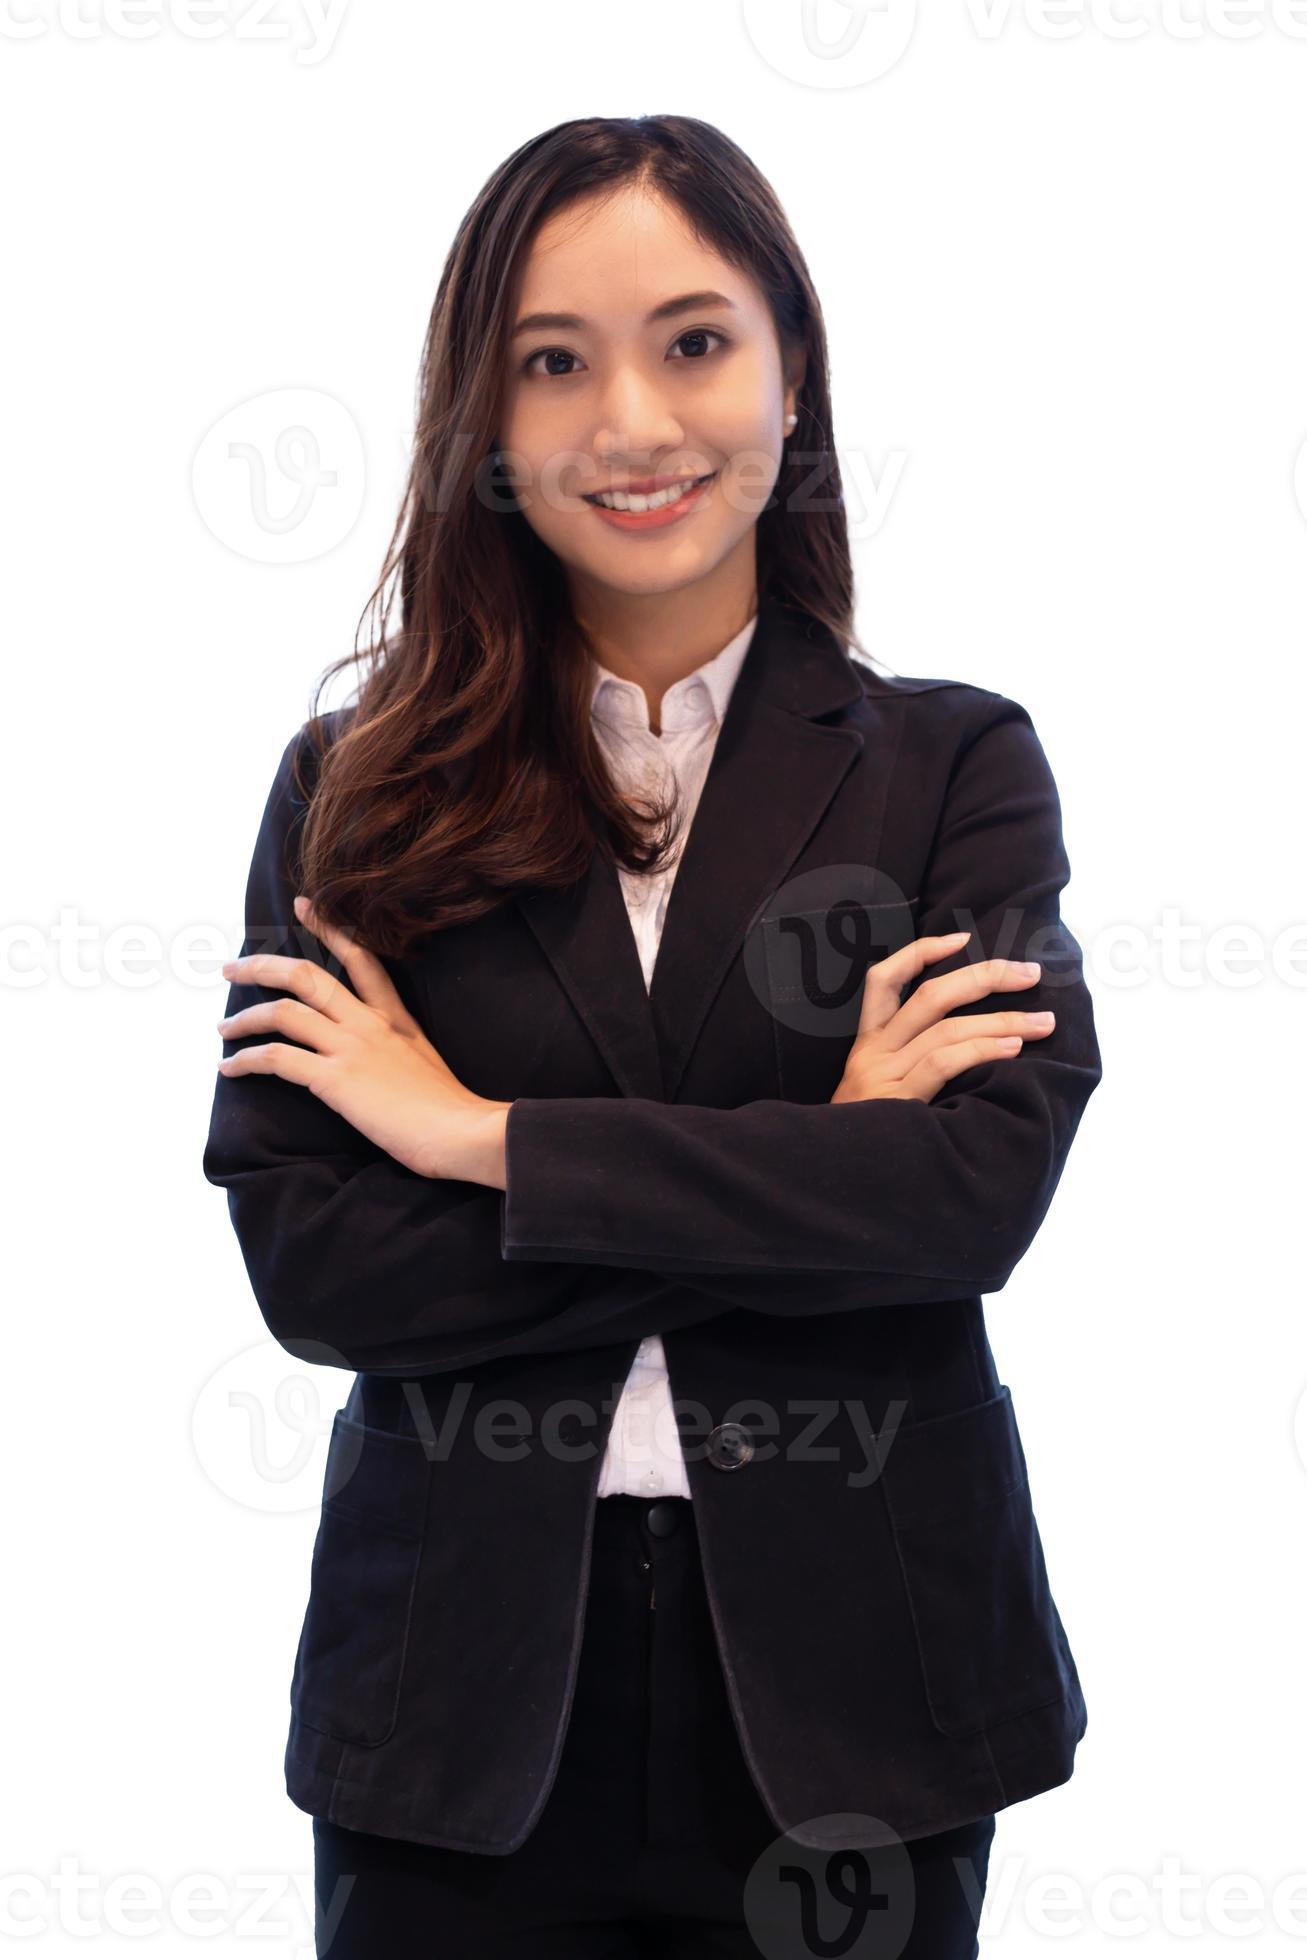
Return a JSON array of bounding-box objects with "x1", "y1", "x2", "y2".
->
[
  {"x1": 514, "y1": 597, "x2": 868, "y2": 1103},
  {"x1": 513, "y1": 834, "x2": 668, "y2": 1102}
]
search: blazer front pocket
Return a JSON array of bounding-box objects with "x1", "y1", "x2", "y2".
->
[
  {"x1": 878, "y1": 1385, "x2": 1077, "y2": 1741},
  {"x1": 290, "y1": 1413, "x2": 432, "y2": 1749}
]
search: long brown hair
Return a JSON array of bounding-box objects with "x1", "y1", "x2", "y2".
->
[{"x1": 294, "y1": 114, "x2": 873, "y2": 960}]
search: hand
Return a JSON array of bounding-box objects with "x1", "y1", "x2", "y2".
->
[
  {"x1": 215, "y1": 894, "x2": 511, "y2": 1186},
  {"x1": 830, "y1": 931, "x2": 1055, "y2": 1105}
]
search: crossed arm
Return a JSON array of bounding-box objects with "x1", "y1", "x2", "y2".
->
[{"x1": 202, "y1": 692, "x2": 1102, "y2": 1376}]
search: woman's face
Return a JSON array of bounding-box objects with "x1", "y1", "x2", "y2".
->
[{"x1": 496, "y1": 185, "x2": 801, "y2": 610}]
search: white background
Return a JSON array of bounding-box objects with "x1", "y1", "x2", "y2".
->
[{"x1": 3, "y1": 1, "x2": 1305, "y2": 1952}]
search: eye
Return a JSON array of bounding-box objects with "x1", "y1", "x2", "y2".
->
[
  {"x1": 521, "y1": 347, "x2": 586, "y2": 378},
  {"x1": 668, "y1": 327, "x2": 730, "y2": 361}
]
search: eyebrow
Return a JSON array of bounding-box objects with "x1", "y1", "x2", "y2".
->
[{"x1": 509, "y1": 289, "x2": 740, "y2": 339}]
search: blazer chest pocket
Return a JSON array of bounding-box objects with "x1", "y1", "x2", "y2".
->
[
  {"x1": 752, "y1": 888, "x2": 918, "y2": 1101},
  {"x1": 290, "y1": 1413, "x2": 432, "y2": 1749},
  {"x1": 878, "y1": 1386, "x2": 1076, "y2": 1741}
]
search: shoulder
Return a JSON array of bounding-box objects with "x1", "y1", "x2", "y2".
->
[
  {"x1": 273, "y1": 704, "x2": 357, "y2": 803},
  {"x1": 843, "y1": 653, "x2": 1061, "y2": 816},
  {"x1": 847, "y1": 648, "x2": 1032, "y2": 746}
]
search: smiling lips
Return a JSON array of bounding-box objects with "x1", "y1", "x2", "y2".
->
[{"x1": 584, "y1": 470, "x2": 717, "y2": 526}]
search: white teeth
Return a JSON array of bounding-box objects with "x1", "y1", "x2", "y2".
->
[{"x1": 591, "y1": 474, "x2": 709, "y2": 513}]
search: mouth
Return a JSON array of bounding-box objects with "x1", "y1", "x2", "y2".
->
[{"x1": 582, "y1": 470, "x2": 717, "y2": 514}]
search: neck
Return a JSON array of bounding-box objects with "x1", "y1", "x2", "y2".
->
[{"x1": 571, "y1": 552, "x2": 758, "y2": 731}]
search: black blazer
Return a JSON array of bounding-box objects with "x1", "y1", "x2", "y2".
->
[{"x1": 202, "y1": 595, "x2": 1103, "y2": 1854}]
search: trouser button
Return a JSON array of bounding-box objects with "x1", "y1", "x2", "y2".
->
[{"x1": 644, "y1": 1500, "x2": 682, "y2": 1538}]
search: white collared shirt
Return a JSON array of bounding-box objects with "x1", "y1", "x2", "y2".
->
[{"x1": 588, "y1": 611, "x2": 759, "y2": 1500}]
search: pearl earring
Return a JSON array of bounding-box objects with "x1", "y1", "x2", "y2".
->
[{"x1": 784, "y1": 411, "x2": 798, "y2": 433}]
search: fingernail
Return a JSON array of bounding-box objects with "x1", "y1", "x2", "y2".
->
[{"x1": 1016, "y1": 961, "x2": 1041, "y2": 976}]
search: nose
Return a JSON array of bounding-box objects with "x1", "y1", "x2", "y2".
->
[{"x1": 593, "y1": 373, "x2": 684, "y2": 470}]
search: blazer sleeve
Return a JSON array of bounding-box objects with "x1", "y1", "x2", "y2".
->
[
  {"x1": 499, "y1": 690, "x2": 1103, "y2": 1313},
  {"x1": 201, "y1": 727, "x2": 738, "y2": 1378}
]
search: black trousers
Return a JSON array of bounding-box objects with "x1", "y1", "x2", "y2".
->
[{"x1": 313, "y1": 1492, "x2": 996, "y2": 1957}]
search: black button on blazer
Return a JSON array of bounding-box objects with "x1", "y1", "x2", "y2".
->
[{"x1": 203, "y1": 594, "x2": 1103, "y2": 1854}]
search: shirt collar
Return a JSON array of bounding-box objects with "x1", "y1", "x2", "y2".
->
[{"x1": 589, "y1": 611, "x2": 758, "y2": 736}]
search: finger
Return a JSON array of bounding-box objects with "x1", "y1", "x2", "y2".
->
[
  {"x1": 893, "y1": 1007, "x2": 1054, "y2": 1076},
  {"x1": 852, "y1": 932, "x2": 969, "y2": 1040},
  {"x1": 217, "y1": 1040, "x2": 319, "y2": 1089},
  {"x1": 221, "y1": 952, "x2": 360, "y2": 1024},
  {"x1": 294, "y1": 895, "x2": 418, "y2": 1027},
  {"x1": 858, "y1": 948, "x2": 1042, "y2": 1047},
  {"x1": 898, "y1": 1032, "x2": 1027, "y2": 1102},
  {"x1": 218, "y1": 996, "x2": 343, "y2": 1054},
  {"x1": 885, "y1": 958, "x2": 1045, "y2": 1051}
]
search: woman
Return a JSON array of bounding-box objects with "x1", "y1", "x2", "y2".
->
[{"x1": 204, "y1": 115, "x2": 1102, "y2": 1959}]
